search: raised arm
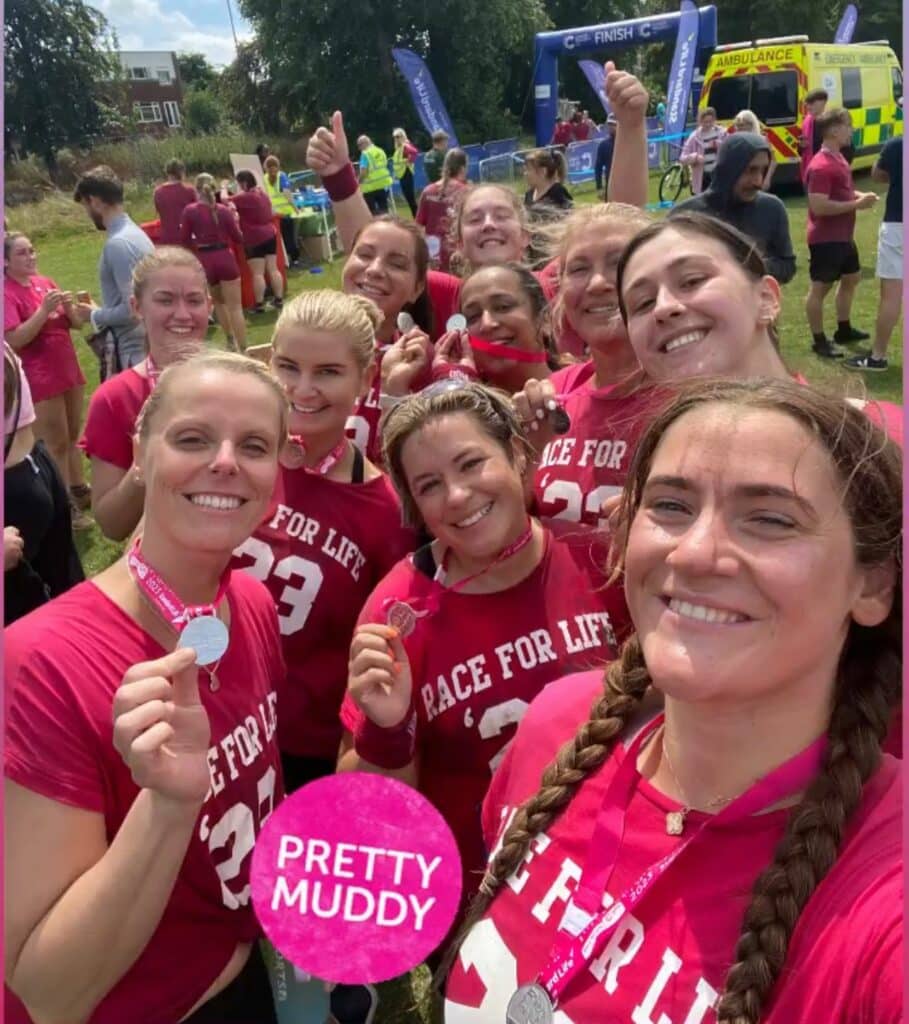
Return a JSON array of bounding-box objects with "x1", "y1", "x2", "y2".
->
[
  {"x1": 306, "y1": 110, "x2": 373, "y2": 251},
  {"x1": 604, "y1": 62, "x2": 649, "y2": 208}
]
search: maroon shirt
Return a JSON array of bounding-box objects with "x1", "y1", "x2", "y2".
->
[
  {"x1": 153, "y1": 181, "x2": 197, "y2": 245},
  {"x1": 229, "y1": 188, "x2": 277, "y2": 248},
  {"x1": 179, "y1": 201, "x2": 243, "y2": 249},
  {"x1": 806, "y1": 147, "x2": 856, "y2": 245}
]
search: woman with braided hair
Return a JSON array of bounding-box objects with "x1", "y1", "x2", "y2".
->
[{"x1": 443, "y1": 377, "x2": 902, "y2": 1023}]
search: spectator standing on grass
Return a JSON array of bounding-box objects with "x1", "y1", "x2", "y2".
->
[
  {"x1": 263, "y1": 155, "x2": 301, "y2": 267},
  {"x1": 799, "y1": 89, "x2": 827, "y2": 185},
  {"x1": 594, "y1": 113, "x2": 617, "y2": 197},
  {"x1": 230, "y1": 170, "x2": 284, "y2": 314},
  {"x1": 675, "y1": 133, "x2": 796, "y2": 284},
  {"x1": 415, "y1": 148, "x2": 468, "y2": 271},
  {"x1": 356, "y1": 134, "x2": 393, "y2": 216},
  {"x1": 423, "y1": 130, "x2": 450, "y2": 185},
  {"x1": 73, "y1": 165, "x2": 154, "y2": 373},
  {"x1": 570, "y1": 109, "x2": 592, "y2": 141},
  {"x1": 391, "y1": 128, "x2": 420, "y2": 217},
  {"x1": 804, "y1": 107, "x2": 877, "y2": 360},
  {"x1": 550, "y1": 117, "x2": 574, "y2": 148},
  {"x1": 255, "y1": 142, "x2": 270, "y2": 168},
  {"x1": 680, "y1": 106, "x2": 724, "y2": 193},
  {"x1": 153, "y1": 159, "x2": 197, "y2": 245},
  {"x1": 846, "y1": 134, "x2": 902, "y2": 373}
]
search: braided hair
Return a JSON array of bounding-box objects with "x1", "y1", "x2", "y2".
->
[{"x1": 438, "y1": 378, "x2": 902, "y2": 1022}]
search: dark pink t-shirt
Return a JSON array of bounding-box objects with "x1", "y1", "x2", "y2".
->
[
  {"x1": 806, "y1": 148, "x2": 856, "y2": 245},
  {"x1": 180, "y1": 201, "x2": 244, "y2": 249},
  {"x1": 4, "y1": 572, "x2": 285, "y2": 1024},
  {"x1": 445, "y1": 671, "x2": 903, "y2": 1023},
  {"x1": 229, "y1": 189, "x2": 277, "y2": 248},
  {"x1": 153, "y1": 181, "x2": 197, "y2": 245},
  {"x1": 79, "y1": 366, "x2": 152, "y2": 469}
]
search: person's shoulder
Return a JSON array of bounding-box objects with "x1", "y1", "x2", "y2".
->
[
  {"x1": 674, "y1": 193, "x2": 707, "y2": 214},
  {"x1": 512, "y1": 670, "x2": 606, "y2": 760},
  {"x1": 90, "y1": 366, "x2": 147, "y2": 406},
  {"x1": 755, "y1": 191, "x2": 787, "y2": 213},
  {"x1": 6, "y1": 583, "x2": 111, "y2": 667}
]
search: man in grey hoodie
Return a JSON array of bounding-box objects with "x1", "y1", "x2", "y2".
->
[{"x1": 675, "y1": 133, "x2": 796, "y2": 284}]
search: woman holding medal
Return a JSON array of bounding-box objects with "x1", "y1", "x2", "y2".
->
[
  {"x1": 5, "y1": 352, "x2": 288, "y2": 1024},
  {"x1": 233, "y1": 290, "x2": 415, "y2": 792},
  {"x1": 82, "y1": 246, "x2": 212, "y2": 540},
  {"x1": 338, "y1": 382, "x2": 629, "y2": 910},
  {"x1": 443, "y1": 378, "x2": 901, "y2": 1024}
]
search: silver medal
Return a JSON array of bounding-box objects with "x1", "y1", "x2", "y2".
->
[
  {"x1": 506, "y1": 983, "x2": 554, "y2": 1024},
  {"x1": 446, "y1": 313, "x2": 467, "y2": 332},
  {"x1": 396, "y1": 311, "x2": 415, "y2": 333},
  {"x1": 179, "y1": 614, "x2": 229, "y2": 666}
]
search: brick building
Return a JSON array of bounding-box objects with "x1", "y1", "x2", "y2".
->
[{"x1": 120, "y1": 51, "x2": 184, "y2": 133}]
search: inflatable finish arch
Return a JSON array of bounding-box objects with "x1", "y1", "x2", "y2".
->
[{"x1": 534, "y1": 6, "x2": 718, "y2": 144}]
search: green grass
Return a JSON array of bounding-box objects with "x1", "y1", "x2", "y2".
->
[{"x1": 12, "y1": 171, "x2": 901, "y2": 579}]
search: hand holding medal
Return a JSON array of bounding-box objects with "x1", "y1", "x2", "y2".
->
[
  {"x1": 112, "y1": 647, "x2": 212, "y2": 806},
  {"x1": 381, "y1": 327, "x2": 433, "y2": 396},
  {"x1": 432, "y1": 318, "x2": 479, "y2": 381},
  {"x1": 512, "y1": 377, "x2": 570, "y2": 444},
  {"x1": 347, "y1": 623, "x2": 414, "y2": 729}
]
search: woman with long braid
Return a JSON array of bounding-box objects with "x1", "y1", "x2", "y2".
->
[{"x1": 443, "y1": 378, "x2": 902, "y2": 1023}]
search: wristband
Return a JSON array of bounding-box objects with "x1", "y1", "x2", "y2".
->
[
  {"x1": 431, "y1": 362, "x2": 479, "y2": 384},
  {"x1": 354, "y1": 711, "x2": 417, "y2": 769},
  {"x1": 320, "y1": 163, "x2": 359, "y2": 203}
]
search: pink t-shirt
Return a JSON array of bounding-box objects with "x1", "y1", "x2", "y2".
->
[
  {"x1": 229, "y1": 189, "x2": 277, "y2": 249},
  {"x1": 4, "y1": 345, "x2": 36, "y2": 437},
  {"x1": 233, "y1": 465, "x2": 414, "y2": 758},
  {"x1": 806, "y1": 148, "x2": 856, "y2": 245},
  {"x1": 445, "y1": 671, "x2": 903, "y2": 1024},
  {"x1": 3, "y1": 274, "x2": 85, "y2": 403},
  {"x1": 180, "y1": 201, "x2": 244, "y2": 249},
  {"x1": 340, "y1": 528, "x2": 630, "y2": 899},
  {"x1": 153, "y1": 181, "x2": 197, "y2": 245},
  {"x1": 79, "y1": 366, "x2": 152, "y2": 469},
  {"x1": 4, "y1": 572, "x2": 285, "y2": 1024},
  {"x1": 416, "y1": 180, "x2": 467, "y2": 272}
]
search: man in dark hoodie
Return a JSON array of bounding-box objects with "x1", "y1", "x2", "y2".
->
[{"x1": 675, "y1": 132, "x2": 796, "y2": 284}]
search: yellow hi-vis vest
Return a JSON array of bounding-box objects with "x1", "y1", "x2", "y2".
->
[
  {"x1": 392, "y1": 145, "x2": 408, "y2": 179},
  {"x1": 264, "y1": 173, "x2": 295, "y2": 216},
  {"x1": 361, "y1": 145, "x2": 393, "y2": 194}
]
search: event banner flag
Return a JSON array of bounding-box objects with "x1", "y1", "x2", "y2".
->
[
  {"x1": 663, "y1": 0, "x2": 700, "y2": 146},
  {"x1": 834, "y1": 4, "x2": 858, "y2": 44},
  {"x1": 392, "y1": 48, "x2": 459, "y2": 147},
  {"x1": 578, "y1": 60, "x2": 611, "y2": 116}
]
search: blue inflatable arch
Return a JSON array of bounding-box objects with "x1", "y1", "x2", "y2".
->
[{"x1": 534, "y1": 6, "x2": 718, "y2": 145}]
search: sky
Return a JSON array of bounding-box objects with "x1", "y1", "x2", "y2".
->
[{"x1": 93, "y1": 0, "x2": 253, "y2": 69}]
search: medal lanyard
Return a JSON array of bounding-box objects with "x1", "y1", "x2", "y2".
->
[
  {"x1": 145, "y1": 355, "x2": 161, "y2": 388},
  {"x1": 535, "y1": 714, "x2": 827, "y2": 1007},
  {"x1": 127, "y1": 537, "x2": 231, "y2": 631},
  {"x1": 468, "y1": 336, "x2": 549, "y2": 365},
  {"x1": 287, "y1": 436, "x2": 348, "y2": 475}
]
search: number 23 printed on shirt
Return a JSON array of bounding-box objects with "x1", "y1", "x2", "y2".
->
[
  {"x1": 539, "y1": 477, "x2": 621, "y2": 527},
  {"x1": 233, "y1": 536, "x2": 324, "y2": 636}
]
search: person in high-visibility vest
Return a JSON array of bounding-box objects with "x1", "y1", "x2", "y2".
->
[
  {"x1": 356, "y1": 135, "x2": 393, "y2": 216},
  {"x1": 263, "y1": 155, "x2": 300, "y2": 266},
  {"x1": 391, "y1": 128, "x2": 419, "y2": 216}
]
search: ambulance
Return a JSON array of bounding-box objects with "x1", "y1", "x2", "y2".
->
[{"x1": 698, "y1": 36, "x2": 903, "y2": 184}]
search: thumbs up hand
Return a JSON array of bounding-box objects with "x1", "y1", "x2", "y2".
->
[
  {"x1": 307, "y1": 110, "x2": 352, "y2": 177},
  {"x1": 112, "y1": 647, "x2": 212, "y2": 804}
]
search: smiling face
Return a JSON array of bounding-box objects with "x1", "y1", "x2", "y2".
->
[
  {"x1": 560, "y1": 223, "x2": 636, "y2": 356},
  {"x1": 400, "y1": 412, "x2": 527, "y2": 562},
  {"x1": 620, "y1": 227, "x2": 780, "y2": 380},
  {"x1": 4, "y1": 236, "x2": 37, "y2": 278},
  {"x1": 137, "y1": 367, "x2": 282, "y2": 554},
  {"x1": 272, "y1": 327, "x2": 373, "y2": 442},
  {"x1": 458, "y1": 186, "x2": 529, "y2": 267},
  {"x1": 624, "y1": 404, "x2": 887, "y2": 708},
  {"x1": 733, "y1": 152, "x2": 771, "y2": 203},
  {"x1": 132, "y1": 265, "x2": 211, "y2": 363},
  {"x1": 342, "y1": 221, "x2": 422, "y2": 324}
]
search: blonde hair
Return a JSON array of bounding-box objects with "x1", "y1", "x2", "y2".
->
[
  {"x1": 272, "y1": 290, "x2": 383, "y2": 371},
  {"x1": 524, "y1": 148, "x2": 567, "y2": 184},
  {"x1": 132, "y1": 246, "x2": 208, "y2": 303},
  {"x1": 382, "y1": 382, "x2": 533, "y2": 528},
  {"x1": 194, "y1": 173, "x2": 220, "y2": 226},
  {"x1": 136, "y1": 351, "x2": 289, "y2": 443},
  {"x1": 544, "y1": 202, "x2": 651, "y2": 337},
  {"x1": 733, "y1": 109, "x2": 761, "y2": 133}
]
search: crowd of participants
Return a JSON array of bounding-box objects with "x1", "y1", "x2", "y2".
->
[{"x1": 3, "y1": 61, "x2": 904, "y2": 1024}]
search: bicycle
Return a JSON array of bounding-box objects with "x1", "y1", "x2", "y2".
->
[{"x1": 658, "y1": 160, "x2": 693, "y2": 204}]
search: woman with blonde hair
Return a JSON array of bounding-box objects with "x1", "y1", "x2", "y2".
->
[
  {"x1": 180, "y1": 173, "x2": 246, "y2": 351},
  {"x1": 523, "y1": 148, "x2": 573, "y2": 216},
  {"x1": 416, "y1": 148, "x2": 469, "y2": 272},
  {"x1": 391, "y1": 127, "x2": 419, "y2": 216}
]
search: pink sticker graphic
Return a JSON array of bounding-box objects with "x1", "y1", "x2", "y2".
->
[{"x1": 251, "y1": 772, "x2": 462, "y2": 983}]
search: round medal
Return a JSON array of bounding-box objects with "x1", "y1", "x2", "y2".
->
[
  {"x1": 445, "y1": 313, "x2": 467, "y2": 332},
  {"x1": 426, "y1": 235, "x2": 442, "y2": 259},
  {"x1": 179, "y1": 614, "x2": 229, "y2": 666},
  {"x1": 396, "y1": 311, "x2": 415, "y2": 333},
  {"x1": 386, "y1": 600, "x2": 419, "y2": 638},
  {"x1": 506, "y1": 983, "x2": 554, "y2": 1024}
]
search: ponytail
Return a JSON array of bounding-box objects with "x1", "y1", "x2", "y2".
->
[{"x1": 195, "y1": 172, "x2": 220, "y2": 228}]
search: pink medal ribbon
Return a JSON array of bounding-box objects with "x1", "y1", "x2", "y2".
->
[
  {"x1": 383, "y1": 522, "x2": 535, "y2": 638},
  {"x1": 468, "y1": 335, "x2": 549, "y2": 364},
  {"x1": 145, "y1": 355, "x2": 161, "y2": 388},
  {"x1": 127, "y1": 538, "x2": 232, "y2": 673},
  {"x1": 288, "y1": 436, "x2": 348, "y2": 475},
  {"x1": 508, "y1": 714, "x2": 827, "y2": 1019}
]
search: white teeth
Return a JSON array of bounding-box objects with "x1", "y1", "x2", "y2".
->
[
  {"x1": 190, "y1": 494, "x2": 242, "y2": 510},
  {"x1": 664, "y1": 330, "x2": 706, "y2": 353},
  {"x1": 587, "y1": 305, "x2": 618, "y2": 315},
  {"x1": 668, "y1": 598, "x2": 746, "y2": 624},
  {"x1": 293, "y1": 403, "x2": 326, "y2": 414},
  {"x1": 358, "y1": 283, "x2": 387, "y2": 298},
  {"x1": 456, "y1": 503, "x2": 493, "y2": 528}
]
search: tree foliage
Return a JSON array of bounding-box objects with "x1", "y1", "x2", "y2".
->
[
  {"x1": 183, "y1": 88, "x2": 224, "y2": 136},
  {"x1": 4, "y1": 0, "x2": 123, "y2": 171},
  {"x1": 177, "y1": 52, "x2": 220, "y2": 92},
  {"x1": 218, "y1": 40, "x2": 296, "y2": 136}
]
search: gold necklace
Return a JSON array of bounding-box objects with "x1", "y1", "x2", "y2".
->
[{"x1": 660, "y1": 730, "x2": 738, "y2": 836}]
